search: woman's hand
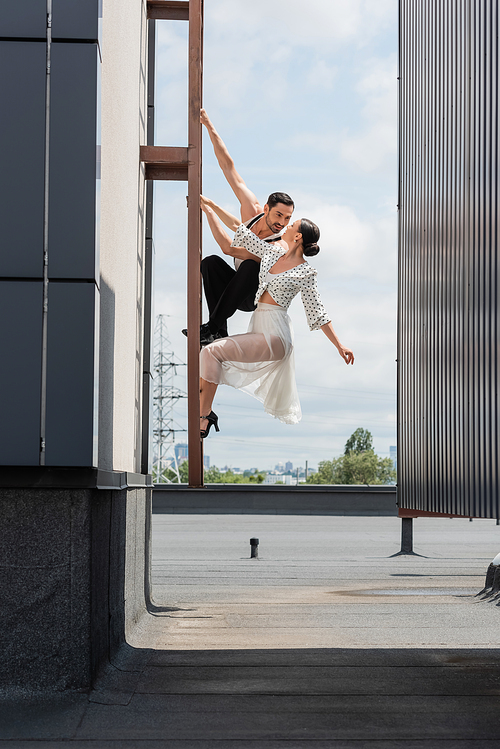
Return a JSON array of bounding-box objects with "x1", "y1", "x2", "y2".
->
[
  {"x1": 200, "y1": 197, "x2": 236, "y2": 255},
  {"x1": 200, "y1": 108, "x2": 211, "y2": 127},
  {"x1": 200, "y1": 195, "x2": 212, "y2": 214},
  {"x1": 338, "y1": 345, "x2": 354, "y2": 365},
  {"x1": 200, "y1": 194, "x2": 240, "y2": 231},
  {"x1": 320, "y1": 322, "x2": 355, "y2": 365}
]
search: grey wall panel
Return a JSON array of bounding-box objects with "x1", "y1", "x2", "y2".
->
[
  {"x1": 48, "y1": 43, "x2": 98, "y2": 280},
  {"x1": 0, "y1": 282, "x2": 42, "y2": 465},
  {"x1": 398, "y1": 0, "x2": 499, "y2": 517},
  {"x1": 0, "y1": 42, "x2": 45, "y2": 278},
  {"x1": 1, "y1": 1, "x2": 46, "y2": 38},
  {"x1": 52, "y1": 0, "x2": 99, "y2": 40},
  {"x1": 45, "y1": 283, "x2": 98, "y2": 466}
]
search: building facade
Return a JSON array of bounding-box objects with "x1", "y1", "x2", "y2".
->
[
  {"x1": 0, "y1": 0, "x2": 153, "y2": 691},
  {"x1": 398, "y1": 0, "x2": 498, "y2": 516}
]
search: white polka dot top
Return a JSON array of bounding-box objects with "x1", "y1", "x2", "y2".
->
[{"x1": 231, "y1": 224, "x2": 331, "y2": 331}]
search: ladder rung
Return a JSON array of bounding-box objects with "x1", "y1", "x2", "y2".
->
[
  {"x1": 147, "y1": 1, "x2": 189, "y2": 20},
  {"x1": 140, "y1": 146, "x2": 189, "y2": 181}
]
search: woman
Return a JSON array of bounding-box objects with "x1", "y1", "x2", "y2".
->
[{"x1": 199, "y1": 202, "x2": 354, "y2": 437}]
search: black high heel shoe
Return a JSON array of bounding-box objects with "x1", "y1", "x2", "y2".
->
[{"x1": 200, "y1": 411, "x2": 220, "y2": 439}]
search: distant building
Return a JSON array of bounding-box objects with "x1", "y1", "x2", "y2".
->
[
  {"x1": 390, "y1": 446, "x2": 397, "y2": 470},
  {"x1": 174, "y1": 443, "x2": 209, "y2": 469},
  {"x1": 285, "y1": 461, "x2": 293, "y2": 472},
  {"x1": 274, "y1": 462, "x2": 284, "y2": 473},
  {"x1": 265, "y1": 473, "x2": 297, "y2": 486},
  {"x1": 175, "y1": 443, "x2": 189, "y2": 464}
]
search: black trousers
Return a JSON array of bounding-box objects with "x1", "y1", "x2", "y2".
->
[{"x1": 201, "y1": 255, "x2": 260, "y2": 335}]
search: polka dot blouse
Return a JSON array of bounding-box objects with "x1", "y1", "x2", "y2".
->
[{"x1": 231, "y1": 224, "x2": 331, "y2": 331}]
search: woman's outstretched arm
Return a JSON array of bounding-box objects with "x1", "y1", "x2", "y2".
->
[
  {"x1": 201, "y1": 195, "x2": 240, "y2": 231},
  {"x1": 320, "y1": 321, "x2": 355, "y2": 365},
  {"x1": 201, "y1": 200, "x2": 256, "y2": 261}
]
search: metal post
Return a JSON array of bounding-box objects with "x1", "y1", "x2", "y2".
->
[
  {"x1": 40, "y1": 0, "x2": 52, "y2": 465},
  {"x1": 390, "y1": 517, "x2": 423, "y2": 557},
  {"x1": 141, "y1": 17, "x2": 156, "y2": 476},
  {"x1": 250, "y1": 538, "x2": 259, "y2": 559},
  {"x1": 187, "y1": 0, "x2": 204, "y2": 487},
  {"x1": 401, "y1": 517, "x2": 413, "y2": 552}
]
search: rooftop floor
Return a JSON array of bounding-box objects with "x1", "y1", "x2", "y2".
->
[
  {"x1": 151, "y1": 514, "x2": 500, "y2": 650},
  {"x1": 2, "y1": 514, "x2": 500, "y2": 747}
]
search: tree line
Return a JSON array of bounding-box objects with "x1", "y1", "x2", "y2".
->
[
  {"x1": 305, "y1": 428, "x2": 396, "y2": 485},
  {"x1": 157, "y1": 428, "x2": 395, "y2": 485}
]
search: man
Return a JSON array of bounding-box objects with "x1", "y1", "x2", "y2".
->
[{"x1": 187, "y1": 109, "x2": 295, "y2": 346}]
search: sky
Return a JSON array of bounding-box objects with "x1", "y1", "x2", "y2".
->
[{"x1": 152, "y1": 0, "x2": 398, "y2": 472}]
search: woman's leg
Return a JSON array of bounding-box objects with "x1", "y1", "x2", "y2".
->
[
  {"x1": 200, "y1": 332, "x2": 286, "y2": 382},
  {"x1": 200, "y1": 378, "x2": 218, "y2": 433},
  {"x1": 199, "y1": 332, "x2": 286, "y2": 432}
]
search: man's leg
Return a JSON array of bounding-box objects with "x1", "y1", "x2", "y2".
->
[
  {"x1": 208, "y1": 259, "x2": 260, "y2": 334},
  {"x1": 201, "y1": 255, "x2": 236, "y2": 330}
]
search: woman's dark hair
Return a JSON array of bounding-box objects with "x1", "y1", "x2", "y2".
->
[
  {"x1": 267, "y1": 192, "x2": 295, "y2": 209},
  {"x1": 300, "y1": 218, "x2": 320, "y2": 256}
]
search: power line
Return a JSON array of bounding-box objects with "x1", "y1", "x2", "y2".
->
[
  {"x1": 296, "y1": 383, "x2": 396, "y2": 399},
  {"x1": 213, "y1": 402, "x2": 395, "y2": 427},
  {"x1": 152, "y1": 315, "x2": 187, "y2": 483}
]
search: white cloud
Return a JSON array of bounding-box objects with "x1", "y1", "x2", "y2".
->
[
  {"x1": 286, "y1": 192, "x2": 397, "y2": 283},
  {"x1": 340, "y1": 56, "x2": 397, "y2": 171},
  {"x1": 305, "y1": 59, "x2": 338, "y2": 90},
  {"x1": 201, "y1": 0, "x2": 396, "y2": 121},
  {"x1": 208, "y1": 0, "x2": 394, "y2": 45},
  {"x1": 283, "y1": 55, "x2": 397, "y2": 175},
  {"x1": 155, "y1": 23, "x2": 188, "y2": 145}
]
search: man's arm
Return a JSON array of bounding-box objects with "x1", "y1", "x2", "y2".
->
[
  {"x1": 201, "y1": 195, "x2": 240, "y2": 232},
  {"x1": 201, "y1": 109, "x2": 262, "y2": 222}
]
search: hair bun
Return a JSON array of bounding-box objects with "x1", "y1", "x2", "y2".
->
[{"x1": 303, "y1": 242, "x2": 320, "y2": 257}]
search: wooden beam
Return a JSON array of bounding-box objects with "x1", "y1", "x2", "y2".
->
[
  {"x1": 140, "y1": 145, "x2": 189, "y2": 181},
  {"x1": 186, "y1": 0, "x2": 204, "y2": 487},
  {"x1": 147, "y1": 1, "x2": 189, "y2": 20}
]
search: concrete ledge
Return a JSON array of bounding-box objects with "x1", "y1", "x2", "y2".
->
[
  {"x1": 153, "y1": 484, "x2": 398, "y2": 516},
  {"x1": 0, "y1": 467, "x2": 153, "y2": 490},
  {"x1": 0, "y1": 486, "x2": 151, "y2": 694}
]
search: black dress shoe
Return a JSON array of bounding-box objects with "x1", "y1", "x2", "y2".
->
[
  {"x1": 200, "y1": 323, "x2": 216, "y2": 346},
  {"x1": 182, "y1": 324, "x2": 225, "y2": 348}
]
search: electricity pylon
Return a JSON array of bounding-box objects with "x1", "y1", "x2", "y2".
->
[{"x1": 152, "y1": 315, "x2": 187, "y2": 483}]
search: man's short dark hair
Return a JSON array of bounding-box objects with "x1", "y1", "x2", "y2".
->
[{"x1": 267, "y1": 192, "x2": 294, "y2": 210}]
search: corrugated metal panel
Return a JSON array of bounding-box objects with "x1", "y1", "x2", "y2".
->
[{"x1": 398, "y1": 0, "x2": 499, "y2": 516}]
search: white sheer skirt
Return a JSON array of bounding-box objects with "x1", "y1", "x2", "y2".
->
[{"x1": 200, "y1": 302, "x2": 301, "y2": 424}]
